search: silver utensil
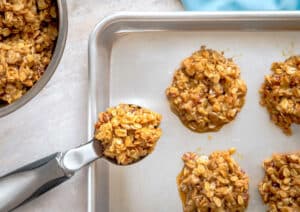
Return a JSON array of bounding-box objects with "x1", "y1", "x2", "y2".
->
[{"x1": 0, "y1": 138, "x2": 130, "y2": 212}]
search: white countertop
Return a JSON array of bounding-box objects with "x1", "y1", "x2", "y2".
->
[{"x1": 0, "y1": 1, "x2": 183, "y2": 211}]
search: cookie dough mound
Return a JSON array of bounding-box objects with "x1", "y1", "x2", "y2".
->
[
  {"x1": 166, "y1": 46, "x2": 247, "y2": 132},
  {"x1": 259, "y1": 152, "x2": 300, "y2": 211},
  {"x1": 177, "y1": 149, "x2": 249, "y2": 212},
  {"x1": 260, "y1": 56, "x2": 300, "y2": 135}
]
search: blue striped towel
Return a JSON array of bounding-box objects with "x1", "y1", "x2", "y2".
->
[{"x1": 181, "y1": 0, "x2": 300, "y2": 11}]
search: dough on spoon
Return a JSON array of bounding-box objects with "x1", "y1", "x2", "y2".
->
[{"x1": 94, "y1": 104, "x2": 162, "y2": 165}]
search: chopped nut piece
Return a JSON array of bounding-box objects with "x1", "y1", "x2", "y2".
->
[
  {"x1": 94, "y1": 104, "x2": 162, "y2": 165},
  {"x1": 166, "y1": 46, "x2": 247, "y2": 132},
  {"x1": 0, "y1": 0, "x2": 58, "y2": 104},
  {"x1": 260, "y1": 56, "x2": 300, "y2": 135},
  {"x1": 177, "y1": 149, "x2": 249, "y2": 212},
  {"x1": 259, "y1": 152, "x2": 300, "y2": 211}
]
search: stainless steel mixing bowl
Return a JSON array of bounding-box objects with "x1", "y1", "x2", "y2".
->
[{"x1": 0, "y1": 0, "x2": 68, "y2": 117}]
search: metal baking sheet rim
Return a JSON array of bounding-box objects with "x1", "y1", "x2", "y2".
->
[{"x1": 87, "y1": 11, "x2": 300, "y2": 212}]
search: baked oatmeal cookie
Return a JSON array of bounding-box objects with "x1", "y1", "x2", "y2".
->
[
  {"x1": 94, "y1": 104, "x2": 162, "y2": 165},
  {"x1": 259, "y1": 152, "x2": 300, "y2": 212},
  {"x1": 177, "y1": 148, "x2": 249, "y2": 212},
  {"x1": 260, "y1": 56, "x2": 300, "y2": 135},
  {"x1": 166, "y1": 46, "x2": 247, "y2": 132}
]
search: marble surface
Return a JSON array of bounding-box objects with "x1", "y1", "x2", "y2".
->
[{"x1": 0, "y1": 1, "x2": 183, "y2": 212}]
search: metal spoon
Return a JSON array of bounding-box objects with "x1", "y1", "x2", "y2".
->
[{"x1": 0, "y1": 137, "x2": 143, "y2": 211}]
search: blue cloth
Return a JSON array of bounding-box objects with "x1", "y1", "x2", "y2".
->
[{"x1": 181, "y1": 0, "x2": 300, "y2": 11}]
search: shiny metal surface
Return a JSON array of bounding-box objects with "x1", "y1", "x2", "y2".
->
[
  {"x1": 62, "y1": 140, "x2": 100, "y2": 174},
  {"x1": 0, "y1": 133, "x2": 150, "y2": 211},
  {"x1": 0, "y1": 153, "x2": 67, "y2": 212},
  {"x1": 0, "y1": 140, "x2": 99, "y2": 211},
  {"x1": 0, "y1": 0, "x2": 68, "y2": 117},
  {"x1": 88, "y1": 11, "x2": 300, "y2": 212}
]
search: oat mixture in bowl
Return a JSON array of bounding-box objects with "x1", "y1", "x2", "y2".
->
[
  {"x1": 259, "y1": 152, "x2": 300, "y2": 211},
  {"x1": 166, "y1": 46, "x2": 247, "y2": 132},
  {"x1": 94, "y1": 104, "x2": 162, "y2": 165},
  {"x1": 177, "y1": 148, "x2": 249, "y2": 212},
  {"x1": 260, "y1": 56, "x2": 300, "y2": 135},
  {"x1": 0, "y1": 0, "x2": 67, "y2": 117}
]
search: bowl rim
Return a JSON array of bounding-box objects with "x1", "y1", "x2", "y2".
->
[{"x1": 0, "y1": 0, "x2": 68, "y2": 117}]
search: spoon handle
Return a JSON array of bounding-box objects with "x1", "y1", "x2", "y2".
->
[
  {"x1": 0, "y1": 153, "x2": 71, "y2": 212},
  {"x1": 0, "y1": 140, "x2": 100, "y2": 211}
]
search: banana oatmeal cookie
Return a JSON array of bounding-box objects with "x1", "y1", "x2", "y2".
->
[
  {"x1": 166, "y1": 46, "x2": 247, "y2": 132},
  {"x1": 94, "y1": 104, "x2": 162, "y2": 165},
  {"x1": 0, "y1": 0, "x2": 58, "y2": 104},
  {"x1": 177, "y1": 149, "x2": 249, "y2": 212},
  {"x1": 260, "y1": 56, "x2": 300, "y2": 135},
  {"x1": 259, "y1": 152, "x2": 300, "y2": 212}
]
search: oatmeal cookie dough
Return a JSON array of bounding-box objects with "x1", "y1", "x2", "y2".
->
[
  {"x1": 166, "y1": 46, "x2": 247, "y2": 132},
  {"x1": 177, "y1": 149, "x2": 249, "y2": 212},
  {"x1": 260, "y1": 56, "x2": 300, "y2": 135},
  {"x1": 0, "y1": 0, "x2": 58, "y2": 104},
  {"x1": 94, "y1": 104, "x2": 162, "y2": 165},
  {"x1": 259, "y1": 152, "x2": 300, "y2": 212}
]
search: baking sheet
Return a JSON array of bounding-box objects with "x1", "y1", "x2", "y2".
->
[{"x1": 88, "y1": 12, "x2": 300, "y2": 212}]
